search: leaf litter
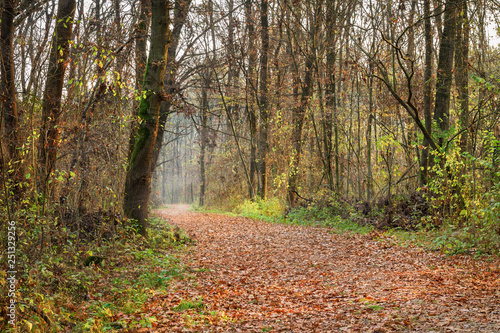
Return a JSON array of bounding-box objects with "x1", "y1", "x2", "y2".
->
[{"x1": 128, "y1": 205, "x2": 500, "y2": 332}]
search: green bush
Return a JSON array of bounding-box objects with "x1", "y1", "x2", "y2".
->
[
  {"x1": 285, "y1": 204, "x2": 372, "y2": 234},
  {"x1": 469, "y1": 185, "x2": 500, "y2": 255},
  {"x1": 285, "y1": 205, "x2": 330, "y2": 225},
  {"x1": 234, "y1": 197, "x2": 285, "y2": 221}
]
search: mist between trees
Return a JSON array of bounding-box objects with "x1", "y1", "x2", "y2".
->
[{"x1": 1, "y1": 0, "x2": 500, "y2": 247}]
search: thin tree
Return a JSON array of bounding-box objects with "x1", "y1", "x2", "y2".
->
[
  {"x1": 420, "y1": 0, "x2": 433, "y2": 184},
  {"x1": 257, "y1": 0, "x2": 269, "y2": 198},
  {"x1": 38, "y1": 0, "x2": 76, "y2": 199}
]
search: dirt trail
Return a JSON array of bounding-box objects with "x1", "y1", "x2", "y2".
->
[{"x1": 145, "y1": 205, "x2": 500, "y2": 332}]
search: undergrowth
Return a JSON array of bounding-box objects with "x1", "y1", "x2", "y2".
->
[
  {"x1": 194, "y1": 197, "x2": 373, "y2": 235},
  {"x1": 233, "y1": 197, "x2": 285, "y2": 223},
  {"x1": 197, "y1": 193, "x2": 499, "y2": 257},
  {"x1": 0, "y1": 215, "x2": 193, "y2": 332}
]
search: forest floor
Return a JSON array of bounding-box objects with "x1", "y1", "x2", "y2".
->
[{"x1": 135, "y1": 205, "x2": 500, "y2": 332}]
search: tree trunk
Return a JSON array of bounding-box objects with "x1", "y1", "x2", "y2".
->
[
  {"x1": 151, "y1": 0, "x2": 192, "y2": 171},
  {"x1": 38, "y1": 0, "x2": 76, "y2": 196},
  {"x1": 367, "y1": 76, "x2": 374, "y2": 202},
  {"x1": 123, "y1": 0, "x2": 170, "y2": 237},
  {"x1": 288, "y1": 54, "x2": 314, "y2": 206},
  {"x1": 419, "y1": 0, "x2": 433, "y2": 185},
  {"x1": 324, "y1": 0, "x2": 337, "y2": 193},
  {"x1": 199, "y1": 73, "x2": 209, "y2": 206},
  {"x1": 225, "y1": 0, "x2": 236, "y2": 140},
  {"x1": 245, "y1": 0, "x2": 257, "y2": 198},
  {"x1": 257, "y1": 0, "x2": 269, "y2": 199},
  {"x1": 127, "y1": 0, "x2": 151, "y2": 162},
  {"x1": 1, "y1": 0, "x2": 18, "y2": 159},
  {"x1": 433, "y1": 0, "x2": 457, "y2": 149},
  {"x1": 455, "y1": 0, "x2": 469, "y2": 152},
  {"x1": 1, "y1": 0, "x2": 21, "y2": 189}
]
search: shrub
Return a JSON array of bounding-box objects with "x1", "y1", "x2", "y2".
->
[
  {"x1": 469, "y1": 185, "x2": 500, "y2": 255},
  {"x1": 234, "y1": 197, "x2": 285, "y2": 221}
]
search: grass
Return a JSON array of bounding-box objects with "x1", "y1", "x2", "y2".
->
[
  {"x1": 173, "y1": 298, "x2": 205, "y2": 312},
  {"x1": 385, "y1": 222, "x2": 497, "y2": 258}
]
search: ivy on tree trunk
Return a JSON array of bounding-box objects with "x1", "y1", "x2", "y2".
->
[{"x1": 123, "y1": 0, "x2": 170, "y2": 237}]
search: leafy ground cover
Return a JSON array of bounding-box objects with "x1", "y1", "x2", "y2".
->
[
  {"x1": 132, "y1": 204, "x2": 500, "y2": 332},
  {"x1": 0, "y1": 216, "x2": 192, "y2": 332},
  {"x1": 221, "y1": 196, "x2": 499, "y2": 256}
]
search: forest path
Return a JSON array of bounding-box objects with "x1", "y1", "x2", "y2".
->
[{"x1": 145, "y1": 205, "x2": 500, "y2": 332}]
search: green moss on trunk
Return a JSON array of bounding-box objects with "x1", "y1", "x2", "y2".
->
[
  {"x1": 130, "y1": 127, "x2": 150, "y2": 164},
  {"x1": 123, "y1": 0, "x2": 170, "y2": 238}
]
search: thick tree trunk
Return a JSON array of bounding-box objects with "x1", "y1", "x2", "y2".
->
[
  {"x1": 127, "y1": 0, "x2": 151, "y2": 162},
  {"x1": 38, "y1": 0, "x2": 76, "y2": 195},
  {"x1": 1, "y1": 0, "x2": 22, "y2": 194},
  {"x1": 1, "y1": 0, "x2": 18, "y2": 162},
  {"x1": 123, "y1": 0, "x2": 170, "y2": 236},
  {"x1": 433, "y1": 0, "x2": 457, "y2": 149},
  {"x1": 151, "y1": 0, "x2": 192, "y2": 172}
]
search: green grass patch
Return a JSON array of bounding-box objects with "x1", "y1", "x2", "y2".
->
[
  {"x1": 285, "y1": 204, "x2": 373, "y2": 234},
  {"x1": 173, "y1": 298, "x2": 205, "y2": 312},
  {"x1": 386, "y1": 221, "x2": 499, "y2": 258}
]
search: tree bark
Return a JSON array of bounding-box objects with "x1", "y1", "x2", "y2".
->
[
  {"x1": 127, "y1": 0, "x2": 151, "y2": 162},
  {"x1": 324, "y1": 0, "x2": 338, "y2": 193},
  {"x1": 199, "y1": 72, "x2": 209, "y2": 206},
  {"x1": 257, "y1": 0, "x2": 269, "y2": 199},
  {"x1": 455, "y1": 0, "x2": 469, "y2": 152},
  {"x1": 123, "y1": 0, "x2": 170, "y2": 236},
  {"x1": 0, "y1": 0, "x2": 23, "y2": 201},
  {"x1": 151, "y1": 0, "x2": 192, "y2": 172},
  {"x1": 245, "y1": 0, "x2": 257, "y2": 198},
  {"x1": 1, "y1": 0, "x2": 18, "y2": 160},
  {"x1": 433, "y1": 0, "x2": 457, "y2": 149},
  {"x1": 287, "y1": 55, "x2": 314, "y2": 206},
  {"x1": 38, "y1": 0, "x2": 76, "y2": 195},
  {"x1": 420, "y1": 0, "x2": 433, "y2": 184}
]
